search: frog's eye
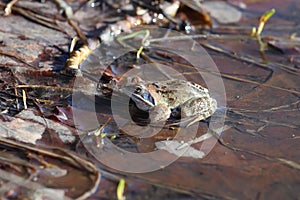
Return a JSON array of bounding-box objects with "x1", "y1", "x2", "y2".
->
[
  {"x1": 135, "y1": 87, "x2": 142, "y2": 94},
  {"x1": 134, "y1": 85, "x2": 148, "y2": 94}
]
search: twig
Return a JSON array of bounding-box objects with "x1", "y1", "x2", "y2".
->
[
  {"x1": 219, "y1": 71, "x2": 300, "y2": 95},
  {"x1": 218, "y1": 138, "x2": 300, "y2": 171},
  {"x1": 228, "y1": 109, "x2": 298, "y2": 129},
  {"x1": 198, "y1": 41, "x2": 299, "y2": 75},
  {"x1": 234, "y1": 100, "x2": 300, "y2": 113},
  {"x1": 147, "y1": 34, "x2": 300, "y2": 75},
  {"x1": 0, "y1": 2, "x2": 64, "y2": 32},
  {"x1": 0, "y1": 50, "x2": 37, "y2": 69},
  {"x1": 53, "y1": 0, "x2": 87, "y2": 44},
  {"x1": 0, "y1": 169, "x2": 71, "y2": 199},
  {"x1": 162, "y1": 59, "x2": 300, "y2": 96},
  {"x1": 16, "y1": 84, "x2": 74, "y2": 93},
  {"x1": 3, "y1": 0, "x2": 18, "y2": 16},
  {"x1": 53, "y1": 149, "x2": 101, "y2": 200}
]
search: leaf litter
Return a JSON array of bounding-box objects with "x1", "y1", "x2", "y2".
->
[{"x1": 0, "y1": 0, "x2": 299, "y2": 199}]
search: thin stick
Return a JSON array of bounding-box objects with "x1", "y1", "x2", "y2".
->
[
  {"x1": 162, "y1": 60, "x2": 300, "y2": 96},
  {"x1": 3, "y1": 0, "x2": 18, "y2": 16},
  {"x1": 218, "y1": 138, "x2": 300, "y2": 170},
  {"x1": 147, "y1": 34, "x2": 299, "y2": 75},
  {"x1": 0, "y1": 50, "x2": 37, "y2": 69},
  {"x1": 53, "y1": 0, "x2": 88, "y2": 44},
  {"x1": 0, "y1": 3, "x2": 64, "y2": 32}
]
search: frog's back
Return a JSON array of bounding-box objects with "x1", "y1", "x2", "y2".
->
[
  {"x1": 149, "y1": 79, "x2": 210, "y2": 108},
  {"x1": 159, "y1": 79, "x2": 209, "y2": 96}
]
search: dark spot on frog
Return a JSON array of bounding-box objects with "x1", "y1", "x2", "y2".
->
[
  {"x1": 152, "y1": 82, "x2": 160, "y2": 88},
  {"x1": 161, "y1": 85, "x2": 167, "y2": 90},
  {"x1": 18, "y1": 35, "x2": 30, "y2": 40},
  {"x1": 157, "y1": 89, "x2": 170, "y2": 94}
]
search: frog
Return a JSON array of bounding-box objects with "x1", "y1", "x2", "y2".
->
[{"x1": 118, "y1": 76, "x2": 217, "y2": 127}]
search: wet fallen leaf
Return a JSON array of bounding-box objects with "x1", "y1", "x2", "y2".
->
[
  {"x1": 17, "y1": 109, "x2": 76, "y2": 143},
  {"x1": 0, "y1": 169, "x2": 67, "y2": 200},
  {"x1": 0, "y1": 115, "x2": 44, "y2": 144},
  {"x1": 0, "y1": 138, "x2": 101, "y2": 199},
  {"x1": 265, "y1": 36, "x2": 300, "y2": 55},
  {"x1": 177, "y1": 0, "x2": 213, "y2": 28},
  {"x1": 49, "y1": 106, "x2": 75, "y2": 126},
  {"x1": 155, "y1": 140, "x2": 206, "y2": 159},
  {"x1": 202, "y1": 1, "x2": 242, "y2": 24},
  {"x1": 0, "y1": 109, "x2": 76, "y2": 144}
]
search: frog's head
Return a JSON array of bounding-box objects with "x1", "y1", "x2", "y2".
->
[{"x1": 131, "y1": 84, "x2": 155, "y2": 111}]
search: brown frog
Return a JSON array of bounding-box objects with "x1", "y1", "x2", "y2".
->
[{"x1": 118, "y1": 77, "x2": 217, "y2": 127}]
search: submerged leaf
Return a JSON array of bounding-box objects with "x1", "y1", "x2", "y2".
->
[
  {"x1": 155, "y1": 140, "x2": 206, "y2": 159},
  {"x1": 202, "y1": 1, "x2": 242, "y2": 24},
  {"x1": 177, "y1": 0, "x2": 213, "y2": 27}
]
